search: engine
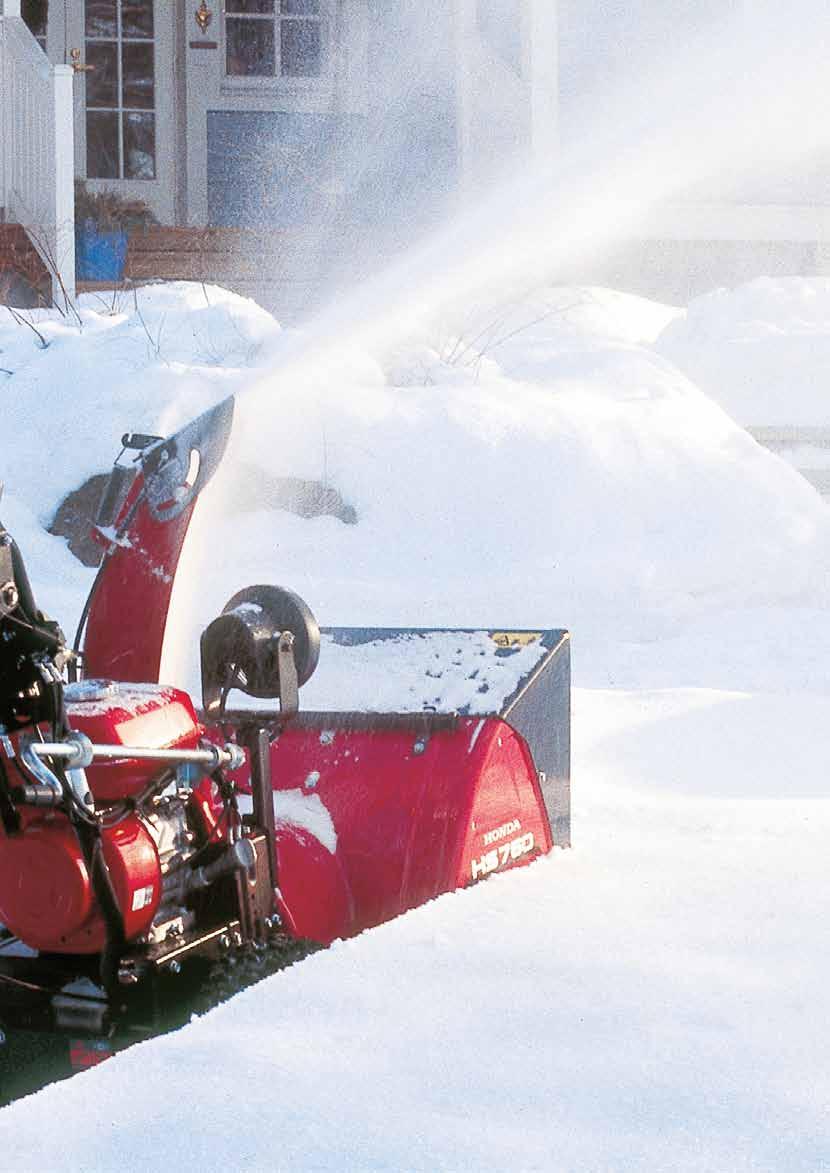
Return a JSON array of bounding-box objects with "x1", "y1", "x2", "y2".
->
[
  {"x1": 1, "y1": 808, "x2": 157, "y2": 953},
  {"x1": 0, "y1": 498, "x2": 322, "y2": 1007},
  {"x1": 0, "y1": 516, "x2": 254, "y2": 969},
  {"x1": 0, "y1": 681, "x2": 243, "y2": 955}
]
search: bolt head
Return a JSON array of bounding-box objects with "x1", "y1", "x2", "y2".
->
[{"x1": 0, "y1": 581, "x2": 18, "y2": 611}]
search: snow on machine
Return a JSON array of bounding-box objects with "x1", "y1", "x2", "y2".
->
[{"x1": 0, "y1": 398, "x2": 569, "y2": 1063}]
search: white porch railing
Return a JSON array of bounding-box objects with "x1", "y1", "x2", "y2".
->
[{"x1": 0, "y1": 0, "x2": 75, "y2": 304}]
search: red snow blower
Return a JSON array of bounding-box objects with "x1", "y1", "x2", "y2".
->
[{"x1": 0, "y1": 398, "x2": 569, "y2": 1041}]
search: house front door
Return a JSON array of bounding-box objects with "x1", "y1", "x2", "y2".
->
[
  {"x1": 181, "y1": 0, "x2": 360, "y2": 228},
  {"x1": 69, "y1": 0, "x2": 177, "y2": 223}
]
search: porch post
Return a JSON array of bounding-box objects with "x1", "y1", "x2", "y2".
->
[
  {"x1": 454, "y1": 0, "x2": 476, "y2": 198},
  {"x1": 527, "y1": 0, "x2": 558, "y2": 161},
  {"x1": 0, "y1": 14, "x2": 6, "y2": 219},
  {"x1": 52, "y1": 63, "x2": 76, "y2": 303}
]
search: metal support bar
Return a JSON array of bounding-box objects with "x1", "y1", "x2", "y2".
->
[
  {"x1": 240, "y1": 725, "x2": 277, "y2": 905},
  {"x1": 276, "y1": 631, "x2": 299, "y2": 717},
  {"x1": 217, "y1": 710, "x2": 459, "y2": 734},
  {"x1": 28, "y1": 740, "x2": 245, "y2": 771}
]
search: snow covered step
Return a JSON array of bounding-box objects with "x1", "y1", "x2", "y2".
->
[{"x1": 749, "y1": 425, "x2": 830, "y2": 499}]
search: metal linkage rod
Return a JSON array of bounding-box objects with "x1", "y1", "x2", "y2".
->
[{"x1": 29, "y1": 739, "x2": 245, "y2": 772}]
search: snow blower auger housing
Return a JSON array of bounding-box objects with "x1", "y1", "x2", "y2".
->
[{"x1": 0, "y1": 398, "x2": 570, "y2": 1038}]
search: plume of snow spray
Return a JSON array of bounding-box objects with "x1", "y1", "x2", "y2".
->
[{"x1": 160, "y1": 2, "x2": 830, "y2": 683}]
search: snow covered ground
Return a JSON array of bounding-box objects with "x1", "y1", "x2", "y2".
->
[{"x1": 1, "y1": 279, "x2": 830, "y2": 1170}]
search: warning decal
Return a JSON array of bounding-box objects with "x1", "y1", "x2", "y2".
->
[{"x1": 490, "y1": 632, "x2": 543, "y2": 649}]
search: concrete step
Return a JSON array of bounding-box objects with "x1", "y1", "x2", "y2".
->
[
  {"x1": 748, "y1": 425, "x2": 830, "y2": 500},
  {"x1": 749, "y1": 425, "x2": 830, "y2": 450}
]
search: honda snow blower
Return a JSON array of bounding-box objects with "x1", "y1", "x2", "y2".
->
[{"x1": 0, "y1": 398, "x2": 569, "y2": 1057}]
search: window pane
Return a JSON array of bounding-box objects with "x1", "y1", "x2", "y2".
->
[
  {"x1": 122, "y1": 41, "x2": 155, "y2": 108},
  {"x1": 85, "y1": 0, "x2": 117, "y2": 38},
  {"x1": 124, "y1": 111, "x2": 156, "y2": 179},
  {"x1": 281, "y1": 0, "x2": 320, "y2": 14},
  {"x1": 86, "y1": 110, "x2": 120, "y2": 178},
  {"x1": 122, "y1": 0, "x2": 154, "y2": 38},
  {"x1": 85, "y1": 41, "x2": 118, "y2": 106},
  {"x1": 22, "y1": 0, "x2": 47, "y2": 40},
  {"x1": 281, "y1": 19, "x2": 320, "y2": 76},
  {"x1": 226, "y1": 18, "x2": 275, "y2": 75},
  {"x1": 226, "y1": 0, "x2": 274, "y2": 12}
]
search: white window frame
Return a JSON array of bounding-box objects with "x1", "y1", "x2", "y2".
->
[
  {"x1": 222, "y1": 1, "x2": 329, "y2": 87},
  {"x1": 84, "y1": 0, "x2": 157, "y2": 180}
]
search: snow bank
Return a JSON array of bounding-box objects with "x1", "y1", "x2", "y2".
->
[
  {"x1": 3, "y1": 281, "x2": 825, "y2": 661},
  {"x1": 158, "y1": 282, "x2": 830, "y2": 694},
  {"x1": 3, "y1": 685, "x2": 829, "y2": 1171},
  {"x1": 657, "y1": 276, "x2": 830, "y2": 426},
  {"x1": 0, "y1": 488, "x2": 92, "y2": 637},
  {"x1": 136, "y1": 283, "x2": 829, "y2": 700},
  {"x1": 0, "y1": 284, "x2": 281, "y2": 632},
  {"x1": 0, "y1": 284, "x2": 279, "y2": 517}
]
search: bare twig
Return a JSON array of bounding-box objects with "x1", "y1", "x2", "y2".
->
[
  {"x1": 441, "y1": 292, "x2": 593, "y2": 376},
  {"x1": 5, "y1": 305, "x2": 49, "y2": 349},
  {"x1": 86, "y1": 277, "x2": 131, "y2": 316},
  {"x1": 132, "y1": 286, "x2": 166, "y2": 360},
  {"x1": 23, "y1": 223, "x2": 83, "y2": 329}
]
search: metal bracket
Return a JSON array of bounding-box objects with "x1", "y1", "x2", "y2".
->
[
  {"x1": 0, "y1": 532, "x2": 16, "y2": 619},
  {"x1": 276, "y1": 631, "x2": 299, "y2": 717},
  {"x1": 0, "y1": 728, "x2": 14, "y2": 759},
  {"x1": 238, "y1": 725, "x2": 278, "y2": 921}
]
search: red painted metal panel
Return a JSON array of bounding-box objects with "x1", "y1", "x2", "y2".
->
[
  {"x1": 82, "y1": 494, "x2": 197, "y2": 683},
  {"x1": 83, "y1": 397, "x2": 234, "y2": 682},
  {"x1": 229, "y1": 715, "x2": 553, "y2": 943}
]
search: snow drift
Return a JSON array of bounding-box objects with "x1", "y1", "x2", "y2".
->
[{"x1": 658, "y1": 276, "x2": 830, "y2": 427}]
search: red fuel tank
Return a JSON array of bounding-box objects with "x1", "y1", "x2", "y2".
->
[{"x1": 66, "y1": 681, "x2": 201, "y2": 801}]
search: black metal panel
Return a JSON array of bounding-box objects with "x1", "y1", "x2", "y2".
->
[{"x1": 501, "y1": 634, "x2": 571, "y2": 848}]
